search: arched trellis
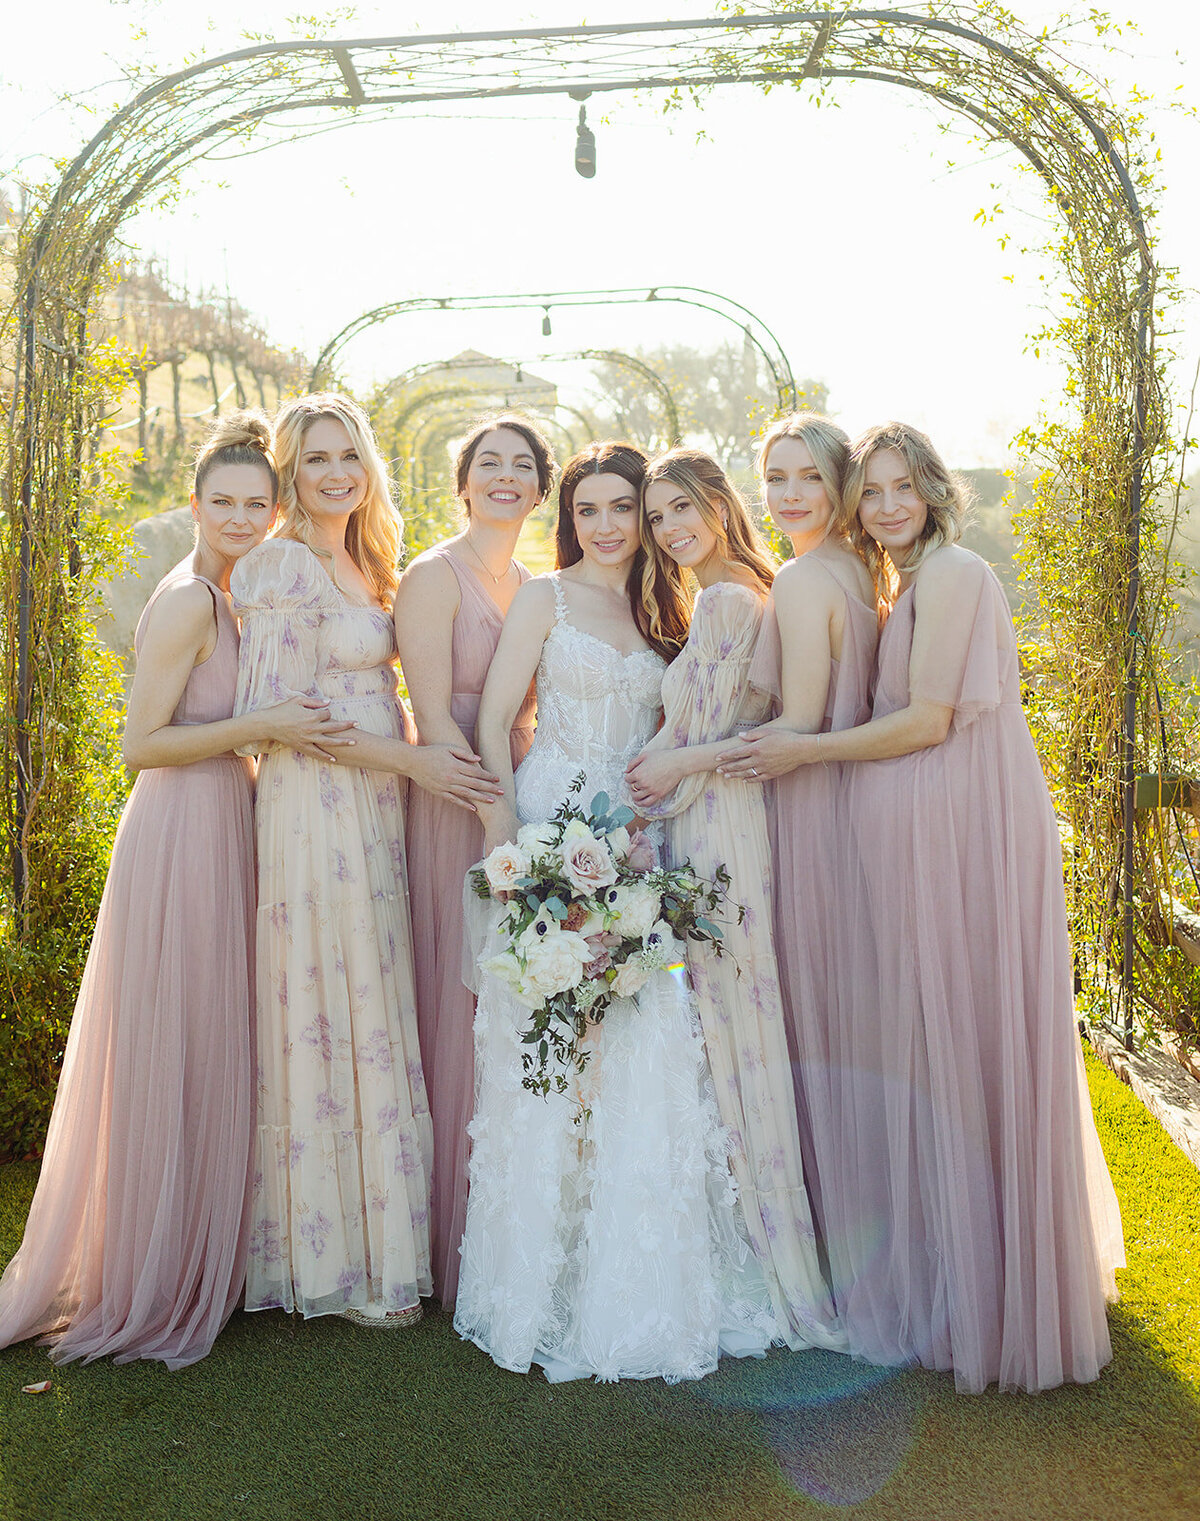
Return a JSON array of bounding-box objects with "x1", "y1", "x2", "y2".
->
[
  {"x1": 373, "y1": 350, "x2": 683, "y2": 449},
  {"x1": 0, "y1": 6, "x2": 1176, "y2": 1041},
  {"x1": 308, "y1": 287, "x2": 797, "y2": 413}
]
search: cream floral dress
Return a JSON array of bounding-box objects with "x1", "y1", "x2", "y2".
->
[
  {"x1": 232, "y1": 539, "x2": 432, "y2": 1318},
  {"x1": 645, "y1": 582, "x2": 845, "y2": 1352}
]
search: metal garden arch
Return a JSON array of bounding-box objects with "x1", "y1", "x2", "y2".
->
[{"x1": 2, "y1": 8, "x2": 1165, "y2": 1028}]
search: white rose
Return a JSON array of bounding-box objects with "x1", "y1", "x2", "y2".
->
[
  {"x1": 607, "y1": 883, "x2": 661, "y2": 940},
  {"x1": 612, "y1": 957, "x2": 651, "y2": 998},
  {"x1": 560, "y1": 829, "x2": 619, "y2": 896},
  {"x1": 482, "y1": 841, "x2": 531, "y2": 895},
  {"x1": 605, "y1": 824, "x2": 632, "y2": 860},
  {"x1": 561, "y1": 818, "x2": 594, "y2": 844},
  {"x1": 516, "y1": 822, "x2": 559, "y2": 857},
  {"x1": 483, "y1": 950, "x2": 541, "y2": 1008},
  {"x1": 522, "y1": 929, "x2": 593, "y2": 999}
]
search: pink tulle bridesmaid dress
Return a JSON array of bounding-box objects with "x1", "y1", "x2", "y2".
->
[
  {"x1": 0, "y1": 569, "x2": 256, "y2": 1369},
  {"x1": 748, "y1": 553, "x2": 878, "y2": 1283},
  {"x1": 404, "y1": 545, "x2": 535, "y2": 1306},
  {"x1": 835, "y1": 550, "x2": 1124, "y2": 1393}
]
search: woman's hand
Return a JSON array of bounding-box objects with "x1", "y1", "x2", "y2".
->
[
  {"x1": 625, "y1": 749, "x2": 686, "y2": 810},
  {"x1": 478, "y1": 796, "x2": 520, "y2": 852},
  {"x1": 264, "y1": 696, "x2": 358, "y2": 759},
  {"x1": 404, "y1": 743, "x2": 505, "y2": 812},
  {"x1": 717, "y1": 726, "x2": 816, "y2": 781}
]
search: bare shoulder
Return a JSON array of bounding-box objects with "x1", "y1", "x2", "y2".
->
[
  {"x1": 397, "y1": 547, "x2": 461, "y2": 608},
  {"x1": 918, "y1": 543, "x2": 987, "y2": 591},
  {"x1": 510, "y1": 573, "x2": 558, "y2": 621},
  {"x1": 772, "y1": 552, "x2": 841, "y2": 609},
  {"x1": 145, "y1": 577, "x2": 215, "y2": 632}
]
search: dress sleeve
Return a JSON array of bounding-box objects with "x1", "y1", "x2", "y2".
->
[
  {"x1": 643, "y1": 583, "x2": 763, "y2": 820},
  {"x1": 746, "y1": 592, "x2": 781, "y2": 710},
  {"x1": 909, "y1": 553, "x2": 1013, "y2": 731},
  {"x1": 230, "y1": 540, "x2": 334, "y2": 753}
]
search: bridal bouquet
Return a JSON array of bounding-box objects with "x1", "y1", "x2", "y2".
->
[{"x1": 470, "y1": 777, "x2": 736, "y2": 1097}]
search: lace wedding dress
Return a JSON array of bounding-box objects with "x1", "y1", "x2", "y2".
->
[{"x1": 454, "y1": 576, "x2": 778, "y2": 1383}]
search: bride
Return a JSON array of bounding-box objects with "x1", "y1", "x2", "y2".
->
[{"x1": 454, "y1": 441, "x2": 779, "y2": 1383}]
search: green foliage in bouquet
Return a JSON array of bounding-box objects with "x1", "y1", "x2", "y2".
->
[{"x1": 470, "y1": 775, "x2": 738, "y2": 1098}]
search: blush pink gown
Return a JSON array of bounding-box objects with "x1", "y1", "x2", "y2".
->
[
  {"x1": 0, "y1": 567, "x2": 255, "y2": 1369},
  {"x1": 748, "y1": 553, "x2": 878, "y2": 1289},
  {"x1": 836, "y1": 550, "x2": 1124, "y2": 1393},
  {"x1": 404, "y1": 545, "x2": 535, "y2": 1307}
]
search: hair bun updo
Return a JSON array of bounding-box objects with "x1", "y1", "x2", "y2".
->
[{"x1": 193, "y1": 408, "x2": 278, "y2": 496}]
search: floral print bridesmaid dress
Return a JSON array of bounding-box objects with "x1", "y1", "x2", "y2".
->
[{"x1": 233, "y1": 538, "x2": 432, "y2": 1319}]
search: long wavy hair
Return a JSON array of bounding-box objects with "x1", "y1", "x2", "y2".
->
[
  {"x1": 639, "y1": 449, "x2": 774, "y2": 659},
  {"x1": 843, "y1": 420, "x2": 971, "y2": 604},
  {"x1": 755, "y1": 412, "x2": 853, "y2": 541},
  {"x1": 271, "y1": 392, "x2": 402, "y2": 604}
]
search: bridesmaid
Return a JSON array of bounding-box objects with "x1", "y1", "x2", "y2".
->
[
  {"x1": 741, "y1": 413, "x2": 878, "y2": 1277},
  {"x1": 625, "y1": 448, "x2": 845, "y2": 1353},
  {"x1": 232, "y1": 394, "x2": 468, "y2": 1327},
  {"x1": 0, "y1": 413, "x2": 348, "y2": 1368},
  {"x1": 398, "y1": 413, "x2": 555, "y2": 1308},
  {"x1": 721, "y1": 421, "x2": 1125, "y2": 1392}
]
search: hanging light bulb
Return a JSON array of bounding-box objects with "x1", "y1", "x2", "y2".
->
[
  {"x1": 574, "y1": 101, "x2": 596, "y2": 178},
  {"x1": 542, "y1": 307, "x2": 552, "y2": 337}
]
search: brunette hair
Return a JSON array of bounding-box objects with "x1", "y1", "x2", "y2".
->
[
  {"x1": 554, "y1": 441, "x2": 680, "y2": 660},
  {"x1": 454, "y1": 413, "x2": 557, "y2": 512},
  {"x1": 192, "y1": 409, "x2": 277, "y2": 498},
  {"x1": 843, "y1": 420, "x2": 971, "y2": 603},
  {"x1": 639, "y1": 449, "x2": 775, "y2": 659},
  {"x1": 755, "y1": 412, "x2": 852, "y2": 539},
  {"x1": 272, "y1": 392, "x2": 401, "y2": 605}
]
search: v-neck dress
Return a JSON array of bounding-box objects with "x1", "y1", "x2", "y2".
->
[
  {"x1": 0, "y1": 564, "x2": 255, "y2": 1369},
  {"x1": 232, "y1": 539, "x2": 432, "y2": 1319},
  {"x1": 404, "y1": 543, "x2": 535, "y2": 1307}
]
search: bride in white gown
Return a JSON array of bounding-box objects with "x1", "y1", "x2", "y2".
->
[{"x1": 454, "y1": 441, "x2": 779, "y2": 1382}]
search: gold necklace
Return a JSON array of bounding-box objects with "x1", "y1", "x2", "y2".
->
[{"x1": 462, "y1": 534, "x2": 513, "y2": 586}]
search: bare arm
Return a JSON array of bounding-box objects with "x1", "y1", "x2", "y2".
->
[
  {"x1": 123, "y1": 583, "x2": 354, "y2": 770},
  {"x1": 474, "y1": 577, "x2": 555, "y2": 849},
  {"x1": 394, "y1": 553, "x2": 471, "y2": 749},
  {"x1": 719, "y1": 556, "x2": 966, "y2": 778}
]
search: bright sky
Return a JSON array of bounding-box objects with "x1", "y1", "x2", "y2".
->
[{"x1": 3, "y1": 1, "x2": 1198, "y2": 466}]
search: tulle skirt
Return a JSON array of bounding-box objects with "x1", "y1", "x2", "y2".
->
[
  {"x1": 0, "y1": 757, "x2": 256, "y2": 1370},
  {"x1": 830, "y1": 707, "x2": 1124, "y2": 1393}
]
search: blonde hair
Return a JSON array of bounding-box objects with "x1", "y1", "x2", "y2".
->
[
  {"x1": 639, "y1": 449, "x2": 776, "y2": 658},
  {"x1": 843, "y1": 421, "x2": 971, "y2": 604},
  {"x1": 272, "y1": 392, "x2": 401, "y2": 604},
  {"x1": 192, "y1": 408, "x2": 276, "y2": 498},
  {"x1": 755, "y1": 412, "x2": 853, "y2": 540}
]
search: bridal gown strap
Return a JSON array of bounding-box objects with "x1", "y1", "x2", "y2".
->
[{"x1": 454, "y1": 574, "x2": 780, "y2": 1381}]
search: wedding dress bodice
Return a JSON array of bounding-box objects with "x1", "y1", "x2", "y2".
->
[{"x1": 515, "y1": 576, "x2": 665, "y2": 826}]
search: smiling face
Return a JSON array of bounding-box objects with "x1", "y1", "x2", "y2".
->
[
  {"x1": 856, "y1": 446, "x2": 929, "y2": 563},
  {"x1": 643, "y1": 478, "x2": 721, "y2": 571},
  {"x1": 572, "y1": 471, "x2": 641, "y2": 569},
  {"x1": 191, "y1": 462, "x2": 277, "y2": 560},
  {"x1": 461, "y1": 427, "x2": 542, "y2": 524},
  {"x1": 293, "y1": 415, "x2": 368, "y2": 522},
  {"x1": 762, "y1": 435, "x2": 835, "y2": 541}
]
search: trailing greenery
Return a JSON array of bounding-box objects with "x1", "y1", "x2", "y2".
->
[{"x1": 0, "y1": 1052, "x2": 1195, "y2": 1520}]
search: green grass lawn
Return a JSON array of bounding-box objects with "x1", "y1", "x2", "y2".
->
[{"x1": 1, "y1": 1049, "x2": 1197, "y2": 1521}]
